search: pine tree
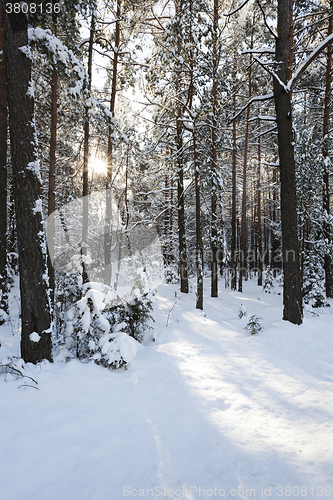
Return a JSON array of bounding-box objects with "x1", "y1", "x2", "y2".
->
[
  {"x1": 2, "y1": 0, "x2": 52, "y2": 362},
  {"x1": 322, "y1": 1, "x2": 333, "y2": 298},
  {"x1": 0, "y1": 4, "x2": 8, "y2": 320},
  {"x1": 273, "y1": 0, "x2": 303, "y2": 324}
]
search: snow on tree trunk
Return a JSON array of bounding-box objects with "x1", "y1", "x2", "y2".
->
[
  {"x1": 273, "y1": 0, "x2": 302, "y2": 324},
  {"x1": 0, "y1": 4, "x2": 8, "y2": 320},
  {"x1": 231, "y1": 49, "x2": 237, "y2": 291},
  {"x1": 323, "y1": 2, "x2": 333, "y2": 299},
  {"x1": 48, "y1": 69, "x2": 57, "y2": 302},
  {"x1": 194, "y1": 125, "x2": 203, "y2": 310},
  {"x1": 176, "y1": 114, "x2": 189, "y2": 294},
  {"x1": 2, "y1": 0, "x2": 52, "y2": 362},
  {"x1": 105, "y1": 0, "x2": 121, "y2": 285},
  {"x1": 82, "y1": 13, "x2": 95, "y2": 285},
  {"x1": 210, "y1": 0, "x2": 219, "y2": 298},
  {"x1": 257, "y1": 113, "x2": 263, "y2": 287}
]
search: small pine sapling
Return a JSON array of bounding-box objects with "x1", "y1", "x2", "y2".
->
[
  {"x1": 263, "y1": 267, "x2": 274, "y2": 293},
  {"x1": 238, "y1": 304, "x2": 247, "y2": 318},
  {"x1": 302, "y1": 253, "x2": 327, "y2": 308},
  {"x1": 244, "y1": 315, "x2": 263, "y2": 335}
]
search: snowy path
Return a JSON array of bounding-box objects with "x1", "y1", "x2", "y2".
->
[{"x1": 0, "y1": 281, "x2": 333, "y2": 499}]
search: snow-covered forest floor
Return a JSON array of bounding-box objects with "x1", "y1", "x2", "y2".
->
[{"x1": 0, "y1": 278, "x2": 333, "y2": 500}]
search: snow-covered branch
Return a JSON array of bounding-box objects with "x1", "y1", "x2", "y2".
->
[
  {"x1": 28, "y1": 27, "x2": 87, "y2": 97},
  {"x1": 230, "y1": 93, "x2": 274, "y2": 122},
  {"x1": 253, "y1": 56, "x2": 287, "y2": 91},
  {"x1": 287, "y1": 32, "x2": 333, "y2": 91},
  {"x1": 224, "y1": 0, "x2": 251, "y2": 17}
]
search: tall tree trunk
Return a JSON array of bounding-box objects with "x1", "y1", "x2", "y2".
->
[
  {"x1": 187, "y1": 0, "x2": 203, "y2": 308},
  {"x1": 273, "y1": 0, "x2": 302, "y2": 324},
  {"x1": 210, "y1": 0, "x2": 219, "y2": 297},
  {"x1": 231, "y1": 50, "x2": 237, "y2": 290},
  {"x1": 194, "y1": 125, "x2": 203, "y2": 310},
  {"x1": 162, "y1": 174, "x2": 171, "y2": 271},
  {"x1": 2, "y1": 0, "x2": 52, "y2": 362},
  {"x1": 169, "y1": 163, "x2": 174, "y2": 268},
  {"x1": 0, "y1": 3, "x2": 8, "y2": 318},
  {"x1": 239, "y1": 16, "x2": 255, "y2": 293},
  {"x1": 163, "y1": 169, "x2": 174, "y2": 274},
  {"x1": 239, "y1": 55, "x2": 252, "y2": 292},
  {"x1": 175, "y1": 0, "x2": 188, "y2": 294},
  {"x1": 82, "y1": 14, "x2": 95, "y2": 284},
  {"x1": 257, "y1": 116, "x2": 263, "y2": 286},
  {"x1": 114, "y1": 142, "x2": 130, "y2": 291},
  {"x1": 105, "y1": 0, "x2": 121, "y2": 284},
  {"x1": 176, "y1": 114, "x2": 188, "y2": 293},
  {"x1": 323, "y1": 1, "x2": 333, "y2": 298},
  {"x1": 125, "y1": 143, "x2": 130, "y2": 231},
  {"x1": 271, "y1": 165, "x2": 280, "y2": 274},
  {"x1": 47, "y1": 70, "x2": 57, "y2": 300}
]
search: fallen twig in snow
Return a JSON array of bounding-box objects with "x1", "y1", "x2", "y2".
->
[
  {"x1": 166, "y1": 295, "x2": 180, "y2": 327},
  {"x1": 0, "y1": 364, "x2": 38, "y2": 385},
  {"x1": 18, "y1": 383, "x2": 39, "y2": 390}
]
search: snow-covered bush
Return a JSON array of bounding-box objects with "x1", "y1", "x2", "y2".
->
[
  {"x1": 112, "y1": 263, "x2": 155, "y2": 342},
  {"x1": 0, "y1": 264, "x2": 9, "y2": 325},
  {"x1": 102, "y1": 293, "x2": 154, "y2": 344},
  {"x1": 263, "y1": 267, "x2": 274, "y2": 293},
  {"x1": 64, "y1": 285, "x2": 139, "y2": 369},
  {"x1": 295, "y1": 131, "x2": 332, "y2": 308},
  {"x1": 0, "y1": 308, "x2": 8, "y2": 326},
  {"x1": 7, "y1": 252, "x2": 19, "y2": 277},
  {"x1": 244, "y1": 315, "x2": 263, "y2": 335},
  {"x1": 54, "y1": 268, "x2": 83, "y2": 349},
  {"x1": 54, "y1": 261, "x2": 154, "y2": 368},
  {"x1": 302, "y1": 252, "x2": 327, "y2": 308}
]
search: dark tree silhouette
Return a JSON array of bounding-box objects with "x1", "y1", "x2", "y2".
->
[
  {"x1": 2, "y1": 0, "x2": 52, "y2": 362},
  {"x1": 273, "y1": 0, "x2": 302, "y2": 324}
]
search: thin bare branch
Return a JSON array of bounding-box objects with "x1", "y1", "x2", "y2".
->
[
  {"x1": 256, "y1": 0, "x2": 277, "y2": 39},
  {"x1": 224, "y1": 0, "x2": 251, "y2": 17}
]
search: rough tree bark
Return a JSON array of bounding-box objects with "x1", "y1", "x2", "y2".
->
[
  {"x1": 2, "y1": 0, "x2": 52, "y2": 361},
  {"x1": 105, "y1": 0, "x2": 121, "y2": 284},
  {"x1": 169, "y1": 165, "x2": 174, "y2": 270},
  {"x1": 188, "y1": 0, "x2": 203, "y2": 308},
  {"x1": 0, "y1": 4, "x2": 8, "y2": 318},
  {"x1": 231, "y1": 50, "x2": 237, "y2": 291},
  {"x1": 271, "y1": 165, "x2": 281, "y2": 275},
  {"x1": 210, "y1": 0, "x2": 219, "y2": 298},
  {"x1": 194, "y1": 125, "x2": 203, "y2": 310},
  {"x1": 82, "y1": 13, "x2": 95, "y2": 284},
  {"x1": 47, "y1": 69, "x2": 57, "y2": 299},
  {"x1": 323, "y1": 2, "x2": 333, "y2": 298},
  {"x1": 273, "y1": 0, "x2": 302, "y2": 324},
  {"x1": 239, "y1": 54, "x2": 252, "y2": 292},
  {"x1": 257, "y1": 115, "x2": 263, "y2": 286},
  {"x1": 176, "y1": 113, "x2": 189, "y2": 294},
  {"x1": 175, "y1": 0, "x2": 188, "y2": 294}
]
